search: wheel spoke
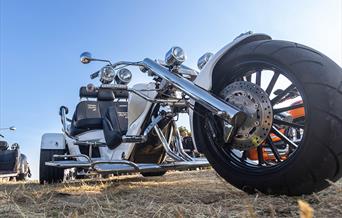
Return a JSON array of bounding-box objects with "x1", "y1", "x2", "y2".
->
[
  {"x1": 266, "y1": 136, "x2": 282, "y2": 162},
  {"x1": 270, "y1": 84, "x2": 295, "y2": 105},
  {"x1": 257, "y1": 145, "x2": 265, "y2": 165},
  {"x1": 256, "y1": 70, "x2": 261, "y2": 86},
  {"x1": 271, "y1": 126, "x2": 298, "y2": 149},
  {"x1": 241, "y1": 151, "x2": 247, "y2": 161},
  {"x1": 273, "y1": 119, "x2": 304, "y2": 129},
  {"x1": 246, "y1": 75, "x2": 252, "y2": 82},
  {"x1": 273, "y1": 103, "x2": 304, "y2": 114},
  {"x1": 266, "y1": 72, "x2": 280, "y2": 95}
]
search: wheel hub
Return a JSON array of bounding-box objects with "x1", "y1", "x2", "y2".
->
[{"x1": 220, "y1": 81, "x2": 273, "y2": 150}]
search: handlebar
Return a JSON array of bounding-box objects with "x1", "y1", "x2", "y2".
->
[{"x1": 90, "y1": 71, "x2": 100, "y2": 79}]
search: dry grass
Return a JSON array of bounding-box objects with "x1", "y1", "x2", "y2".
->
[{"x1": 0, "y1": 170, "x2": 341, "y2": 217}]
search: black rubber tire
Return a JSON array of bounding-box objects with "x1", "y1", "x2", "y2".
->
[
  {"x1": 193, "y1": 39, "x2": 342, "y2": 196},
  {"x1": 39, "y1": 149, "x2": 65, "y2": 184},
  {"x1": 141, "y1": 171, "x2": 166, "y2": 177},
  {"x1": 16, "y1": 173, "x2": 26, "y2": 181}
]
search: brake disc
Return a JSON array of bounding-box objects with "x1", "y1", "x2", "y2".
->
[{"x1": 220, "y1": 81, "x2": 273, "y2": 150}]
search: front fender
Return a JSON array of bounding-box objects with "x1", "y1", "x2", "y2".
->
[
  {"x1": 190, "y1": 32, "x2": 271, "y2": 152},
  {"x1": 193, "y1": 32, "x2": 271, "y2": 90}
]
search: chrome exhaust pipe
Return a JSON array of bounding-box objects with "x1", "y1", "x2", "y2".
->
[{"x1": 142, "y1": 58, "x2": 246, "y2": 125}]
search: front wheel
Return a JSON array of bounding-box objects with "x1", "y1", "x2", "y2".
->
[
  {"x1": 193, "y1": 40, "x2": 342, "y2": 195},
  {"x1": 16, "y1": 173, "x2": 26, "y2": 181}
]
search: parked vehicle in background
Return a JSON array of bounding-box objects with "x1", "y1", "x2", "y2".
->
[{"x1": 0, "y1": 127, "x2": 31, "y2": 181}]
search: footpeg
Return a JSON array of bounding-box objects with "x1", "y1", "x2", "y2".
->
[
  {"x1": 122, "y1": 135, "x2": 147, "y2": 143},
  {"x1": 74, "y1": 141, "x2": 106, "y2": 147}
]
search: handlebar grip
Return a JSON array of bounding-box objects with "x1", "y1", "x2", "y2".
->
[
  {"x1": 59, "y1": 106, "x2": 69, "y2": 116},
  {"x1": 101, "y1": 84, "x2": 128, "y2": 90},
  {"x1": 90, "y1": 71, "x2": 100, "y2": 79}
]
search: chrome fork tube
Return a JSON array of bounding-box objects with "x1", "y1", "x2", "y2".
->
[
  {"x1": 172, "y1": 121, "x2": 193, "y2": 161},
  {"x1": 153, "y1": 125, "x2": 185, "y2": 161},
  {"x1": 142, "y1": 58, "x2": 246, "y2": 126}
]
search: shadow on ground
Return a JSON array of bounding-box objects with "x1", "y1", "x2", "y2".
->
[{"x1": 0, "y1": 170, "x2": 341, "y2": 217}]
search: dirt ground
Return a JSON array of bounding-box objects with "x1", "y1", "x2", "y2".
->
[{"x1": 0, "y1": 169, "x2": 341, "y2": 218}]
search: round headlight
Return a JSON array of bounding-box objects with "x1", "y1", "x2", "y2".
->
[
  {"x1": 165, "y1": 46, "x2": 186, "y2": 66},
  {"x1": 197, "y1": 52, "x2": 213, "y2": 70},
  {"x1": 116, "y1": 68, "x2": 132, "y2": 84},
  {"x1": 100, "y1": 66, "x2": 115, "y2": 84}
]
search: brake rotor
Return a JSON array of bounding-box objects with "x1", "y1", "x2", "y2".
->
[{"x1": 220, "y1": 81, "x2": 273, "y2": 150}]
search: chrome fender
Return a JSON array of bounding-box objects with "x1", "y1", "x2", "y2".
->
[{"x1": 190, "y1": 32, "x2": 272, "y2": 152}]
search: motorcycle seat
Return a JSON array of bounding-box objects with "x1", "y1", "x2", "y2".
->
[
  {"x1": 69, "y1": 101, "x2": 103, "y2": 136},
  {"x1": 0, "y1": 150, "x2": 18, "y2": 171},
  {"x1": 69, "y1": 87, "x2": 129, "y2": 137}
]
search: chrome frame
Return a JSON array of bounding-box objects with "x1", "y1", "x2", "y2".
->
[
  {"x1": 60, "y1": 107, "x2": 68, "y2": 133},
  {"x1": 171, "y1": 121, "x2": 193, "y2": 161},
  {"x1": 153, "y1": 125, "x2": 185, "y2": 161}
]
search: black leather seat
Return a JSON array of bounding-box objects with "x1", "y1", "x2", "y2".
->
[
  {"x1": 0, "y1": 149, "x2": 18, "y2": 171},
  {"x1": 69, "y1": 101, "x2": 103, "y2": 136},
  {"x1": 69, "y1": 87, "x2": 128, "y2": 137}
]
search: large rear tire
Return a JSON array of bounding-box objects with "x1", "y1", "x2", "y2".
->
[
  {"x1": 193, "y1": 40, "x2": 342, "y2": 195},
  {"x1": 39, "y1": 149, "x2": 65, "y2": 184}
]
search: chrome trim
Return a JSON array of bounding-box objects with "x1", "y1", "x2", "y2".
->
[
  {"x1": 165, "y1": 46, "x2": 186, "y2": 66},
  {"x1": 197, "y1": 52, "x2": 213, "y2": 70},
  {"x1": 60, "y1": 107, "x2": 68, "y2": 133},
  {"x1": 172, "y1": 121, "x2": 193, "y2": 161},
  {"x1": 44, "y1": 159, "x2": 210, "y2": 172},
  {"x1": 142, "y1": 58, "x2": 246, "y2": 125},
  {"x1": 0, "y1": 173, "x2": 18, "y2": 178},
  {"x1": 122, "y1": 112, "x2": 168, "y2": 143},
  {"x1": 154, "y1": 125, "x2": 185, "y2": 161},
  {"x1": 92, "y1": 160, "x2": 140, "y2": 172},
  {"x1": 52, "y1": 154, "x2": 91, "y2": 163}
]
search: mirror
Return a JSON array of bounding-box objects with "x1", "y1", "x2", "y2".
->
[
  {"x1": 9, "y1": 126, "x2": 16, "y2": 131},
  {"x1": 80, "y1": 52, "x2": 93, "y2": 64}
]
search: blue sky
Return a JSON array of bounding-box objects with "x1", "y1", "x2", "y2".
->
[{"x1": 1, "y1": 0, "x2": 341, "y2": 179}]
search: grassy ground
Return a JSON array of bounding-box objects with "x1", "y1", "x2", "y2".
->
[{"x1": 0, "y1": 169, "x2": 341, "y2": 217}]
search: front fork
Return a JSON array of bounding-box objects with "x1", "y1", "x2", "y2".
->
[{"x1": 142, "y1": 59, "x2": 246, "y2": 125}]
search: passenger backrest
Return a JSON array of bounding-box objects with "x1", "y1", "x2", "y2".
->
[{"x1": 74, "y1": 101, "x2": 101, "y2": 121}]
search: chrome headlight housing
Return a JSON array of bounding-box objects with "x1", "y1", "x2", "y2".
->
[
  {"x1": 197, "y1": 52, "x2": 213, "y2": 70},
  {"x1": 165, "y1": 46, "x2": 186, "y2": 66},
  {"x1": 100, "y1": 66, "x2": 115, "y2": 84},
  {"x1": 115, "y1": 68, "x2": 132, "y2": 84}
]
